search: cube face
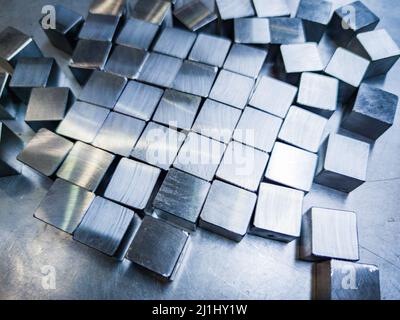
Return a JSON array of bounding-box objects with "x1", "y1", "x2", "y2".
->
[
  {"x1": 249, "y1": 76, "x2": 297, "y2": 118},
  {"x1": 253, "y1": 0, "x2": 290, "y2": 18},
  {"x1": 57, "y1": 142, "x2": 115, "y2": 192},
  {"x1": 174, "y1": 0, "x2": 217, "y2": 31},
  {"x1": 116, "y1": 18, "x2": 159, "y2": 50},
  {"x1": 89, "y1": 0, "x2": 126, "y2": 16},
  {"x1": 0, "y1": 122, "x2": 24, "y2": 176},
  {"x1": 73, "y1": 196, "x2": 134, "y2": 256},
  {"x1": 265, "y1": 142, "x2": 318, "y2": 192},
  {"x1": 128, "y1": 0, "x2": 172, "y2": 26},
  {"x1": 269, "y1": 18, "x2": 306, "y2": 44},
  {"x1": 126, "y1": 216, "x2": 189, "y2": 281},
  {"x1": 153, "y1": 168, "x2": 211, "y2": 230},
  {"x1": 115, "y1": 80, "x2": 164, "y2": 121},
  {"x1": 70, "y1": 39, "x2": 112, "y2": 71},
  {"x1": 153, "y1": 27, "x2": 197, "y2": 59},
  {"x1": 296, "y1": 0, "x2": 332, "y2": 25},
  {"x1": 189, "y1": 33, "x2": 231, "y2": 67},
  {"x1": 300, "y1": 208, "x2": 359, "y2": 261},
  {"x1": 199, "y1": 180, "x2": 257, "y2": 242},
  {"x1": 17, "y1": 129, "x2": 73, "y2": 176},
  {"x1": 251, "y1": 183, "x2": 304, "y2": 242},
  {"x1": 216, "y1": 0, "x2": 255, "y2": 20},
  {"x1": 234, "y1": 18, "x2": 271, "y2": 44},
  {"x1": 34, "y1": 179, "x2": 95, "y2": 234},
  {"x1": 78, "y1": 13, "x2": 120, "y2": 42},
  {"x1": 281, "y1": 43, "x2": 324, "y2": 73}
]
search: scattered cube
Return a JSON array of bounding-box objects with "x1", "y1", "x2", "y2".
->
[
  {"x1": 234, "y1": 18, "x2": 271, "y2": 44},
  {"x1": 216, "y1": 0, "x2": 255, "y2": 20},
  {"x1": 115, "y1": 18, "x2": 159, "y2": 50},
  {"x1": 78, "y1": 13, "x2": 120, "y2": 42},
  {"x1": 128, "y1": 0, "x2": 172, "y2": 26},
  {"x1": 280, "y1": 43, "x2": 324, "y2": 73},
  {"x1": 0, "y1": 122, "x2": 24, "y2": 176},
  {"x1": 269, "y1": 17, "x2": 306, "y2": 44},
  {"x1": 89, "y1": 0, "x2": 126, "y2": 16},
  {"x1": 189, "y1": 33, "x2": 231, "y2": 67},
  {"x1": 153, "y1": 27, "x2": 197, "y2": 59},
  {"x1": 174, "y1": 0, "x2": 217, "y2": 31},
  {"x1": 253, "y1": 0, "x2": 290, "y2": 17}
]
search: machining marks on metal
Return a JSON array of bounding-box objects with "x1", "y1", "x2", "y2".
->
[
  {"x1": 174, "y1": 0, "x2": 217, "y2": 32},
  {"x1": 189, "y1": 33, "x2": 231, "y2": 67}
]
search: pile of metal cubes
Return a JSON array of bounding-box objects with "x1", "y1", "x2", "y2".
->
[{"x1": 1, "y1": 0, "x2": 398, "y2": 299}]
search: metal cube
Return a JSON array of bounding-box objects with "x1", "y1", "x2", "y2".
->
[
  {"x1": 224, "y1": 44, "x2": 267, "y2": 78},
  {"x1": 314, "y1": 134, "x2": 369, "y2": 193},
  {"x1": 216, "y1": 0, "x2": 255, "y2": 20},
  {"x1": 341, "y1": 84, "x2": 398, "y2": 141},
  {"x1": 189, "y1": 33, "x2": 231, "y2": 68},
  {"x1": 153, "y1": 27, "x2": 197, "y2": 59},
  {"x1": 199, "y1": 180, "x2": 257, "y2": 242},
  {"x1": 269, "y1": 17, "x2": 306, "y2": 45},
  {"x1": 234, "y1": 18, "x2": 270, "y2": 44},
  {"x1": 0, "y1": 122, "x2": 24, "y2": 176},
  {"x1": 34, "y1": 179, "x2": 95, "y2": 234},
  {"x1": 174, "y1": 0, "x2": 217, "y2": 32},
  {"x1": 253, "y1": 0, "x2": 290, "y2": 18},
  {"x1": 17, "y1": 129, "x2": 73, "y2": 177},
  {"x1": 115, "y1": 18, "x2": 159, "y2": 50},
  {"x1": 0, "y1": 71, "x2": 20, "y2": 120},
  {"x1": 280, "y1": 43, "x2": 324, "y2": 74},
  {"x1": 78, "y1": 13, "x2": 120, "y2": 42},
  {"x1": 300, "y1": 207, "x2": 359, "y2": 261},
  {"x1": 89, "y1": 0, "x2": 126, "y2": 16},
  {"x1": 127, "y1": 0, "x2": 173, "y2": 27},
  {"x1": 318, "y1": 33, "x2": 339, "y2": 69},
  {"x1": 316, "y1": 260, "x2": 380, "y2": 300},
  {"x1": 153, "y1": 168, "x2": 211, "y2": 231},
  {"x1": 250, "y1": 183, "x2": 304, "y2": 242}
]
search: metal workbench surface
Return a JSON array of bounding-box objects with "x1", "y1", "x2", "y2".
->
[{"x1": 0, "y1": 0, "x2": 399, "y2": 300}]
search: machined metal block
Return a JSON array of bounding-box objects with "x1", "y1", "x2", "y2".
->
[
  {"x1": 314, "y1": 134, "x2": 369, "y2": 193},
  {"x1": 17, "y1": 129, "x2": 73, "y2": 177},
  {"x1": 138, "y1": 52, "x2": 183, "y2": 88},
  {"x1": 127, "y1": 0, "x2": 172, "y2": 26},
  {"x1": 89, "y1": 0, "x2": 126, "y2": 16},
  {"x1": 153, "y1": 168, "x2": 211, "y2": 231},
  {"x1": 216, "y1": 0, "x2": 255, "y2": 20},
  {"x1": 328, "y1": 1, "x2": 379, "y2": 47},
  {"x1": 153, "y1": 89, "x2": 201, "y2": 130},
  {"x1": 300, "y1": 207, "x2": 359, "y2": 261},
  {"x1": 115, "y1": 18, "x2": 159, "y2": 50},
  {"x1": 216, "y1": 141, "x2": 269, "y2": 192},
  {"x1": 78, "y1": 13, "x2": 120, "y2": 42},
  {"x1": 265, "y1": 142, "x2": 318, "y2": 192},
  {"x1": 172, "y1": 60, "x2": 217, "y2": 97},
  {"x1": 234, "y1": 18, "x2": 271, "y2": 44},
  {"x1": 56, "y1": 101, "x2": 109, "y2": 143},
  {"x1": 174, "y1": 132, "x2": 226, "y2": 181},
  {"x1": 9, "y1": 57, "x2": 63, "y2": 103},
  {"x1": 253, "y1": 0, "x2": 290, "y2": 17},
  {"x1": 0, "y1": 26, "x2": 42, "y2": 74},
  {"x1": 278, "y1": 106, "x2": 328, "y2": 153},
  {"x1": 223, "y1": 44, "x2": 267, "y2": 78},
  {"x1": 41, "y1": 5, "x2": 84, "y2": 55},
  {"x1": 315, "y1": 260, "x2": 380, "y2": 300},
  {"x1": 233, "y1": 107, "x2": 282, "y2": 153},
  {"x1": 209, "y1": 70, "x2": 254, "y2": 110},
  {"x1": 189, "y1": 33, "x2": 231, "y2": 67},
  {"x1": 69, "y1": 39, "x2": 112, "y2": 85},
  {"x1": 269, "y1": 18, "x2": 306, "y2": 45},
  {"x1": 126, "y1": 215, "x2": 189, "y2": 281},
  {"x1": 341, "y1": 84, "x2": 398, "y2": 141},
  {"x1": 280, "y1": 43, "x2": 324, "y2": 74},
  {"x1": 174, "y1": 0, "x2": 217, "y2": 32},
  {"x1": 57, "y1": 142, "x2": 114, "y2": 192},
  {"x1": 0, "y1": 122, "x2": 24, "y2": 176},
  {"x1": 250, "y1": 183, "x2": 304, "y2": 242},
  {"x1": 249, "y1": 76, "x2": 297, "y2": 118},
  {"x1": 192, "y1": 99, "x2": 241, "y2": 143},
  {"x1": 93, "y1": 112, "x2": 146, "y2": 156},
  {"x1": 79, "y1": 70, "x2": 127, "y2": 109},
  {"x1": 25, "y1": 87, "x2": 75, "y2": 132},
  {"x1": 347, "y1": 29, "x2": 400, "y2": 78},
  {"x1": 199, "y1": 180, "x2": 257, "y2": 242},
  {"x1": 295, "y1": 0, "x2": 332, "y2": 42},
  {"x1": 114, "y1": 80, "x2": 164, "y2": 121},
  {"x1": 105, "y1": 158, "x2": 161, "y2": 210},
  {"x1": 132, "y1": 122, "x2": 186, "y2": 170},
  {"x1": 74, "y1": 196, "x2": 136, "y2": 257},
  {"x1": 0, "y1": 71, "x2": 20, "y2": 120},
  {"x1": 153, "y1": 27, "x2": 196, "y2": 59},
  {"x1": 325, "y1": 48, "x2": 370, "y2": 102},
  {"x1": 104, "y1": 45, "x2": 149, "y2": 79},
  {"x1": 297, "y1": 72, "x2": 339, "y2": 117}
]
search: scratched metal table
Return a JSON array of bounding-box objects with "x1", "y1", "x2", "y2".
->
[{"x1": 0, "y1": 0, "x2": 399, "y2": 300}]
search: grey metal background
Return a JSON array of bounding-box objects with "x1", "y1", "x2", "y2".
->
[{"x1": 0, "y1": 0, "x2": 399, "y2": 299}]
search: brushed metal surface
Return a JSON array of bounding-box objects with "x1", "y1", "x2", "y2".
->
[
  {"x1": 70, "y1": 39, "x2": 112, "y2": 70},
  {"x1": 34, "y1": 179, "x2": 95, "y2": 234},
  {"x1": 174, "y1": 0, "x2": 217, "y2": 31},
  {"x1": 278, "y1": 106, "x2": 328, "y2": 153},
  {"x1": 93, "y1": 112, "x2": 146, "y2": 156},
  {"x1": 73, "y1": 196, "x2": 135, "y2": 256},
  {"x1": 174, "y1": 132, "x2": 226, "y2": 181},
  {"x1": 209, "y1": 70, "x2": 254, "y2": 110},
  {"x1": 115, "y1": 18, "x2": 159, "y2": 50},
  {"x1": 0, "y1": 122, "x2": 23, "y2": 176},
  {"x1": 153, "y1": 89, "x2": 201, "y2": 130},
  {"x1": 172, "y1": 60, "x2": 217, "y2": 97},
  {"x1": 17, "y1": 129, "x2": 73, "y2": 177},
  {"x1": 126, "y1": 215, "x2": 189, "y2": 281},
  {"x1": 153, "y1": 168, "x2": 211, "y2": 231},
  {"x1": 249, "y1": 76, "x2": 297, "y2": 118},
  {"x1": 56, "y1": 101, "x2": 109, "y2": 143},
  {"x1": 57, "y1": 141, "x2": 114, "y2": 191},
  {"x1": 138, "y1": 52, "x2": 183, "y2": 88},
  {"x1": 128, "y1": 0, "x2": 172, "y2": 25},
  {"x1": 79, "y1": 70, "x2": 127, "y2": 109},
  {"x1": 114, "y1": 80, "x2": 164, "y2": 121},
  {"x1": 132, "y1": 122, "x2": 186, "y2": 170},
  {"x1": 234, "y1": 18, "x2": 270, "y2": 44},
  {"x1": 192, "y1": 98, "x2": 241, "y2": 143},
  {"x1": 0, "y1": 71, "x2": 18, "y2": 119},
  {"x1": 251, "y1": 183, "x2": 304, "y2": 242},
  {"x1": 153, "y1": 27, "x2": 197, "y2": 59},
  {"x1": 223, "y1": 44, "x2": 267, "y2": 78},
  {"x1": 199, "y1": 180, "x2": 257, "y2": 242},
  {"x1": 89, "y1": 0, "x2": 126, "y2": 16},
  {"x1": 78, "y1": 13, "x2": 120, "y2": 42},
  {"x1": 281, "y1": 43, "x2": 324, "y2": 73},
  {"x1": 300, "y1": 208, "x2": 359, "y2": 261},
  {"x1": 188, "y1": 33, "x2": 231, "y2": 67},
  {"x1": 233, "y1": 106, "x2": 282, "y2": 153},
  {"x1": 215, "y1": 0, "x2": 255, "y2": 20},
  {"x1": 269, "y1": 17, "x2": 306, "y2": 44},
  {"x1": 266, "y1": 142, "x2": 318, "y2": 192},
  {"x1": 318, "y1": 33, "x2": 339, "y2": 69},
  {"x1": 253, "y1": 0, "x2": 290, "y2": 17}
]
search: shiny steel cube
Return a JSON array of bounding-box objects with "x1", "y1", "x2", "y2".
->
[
  {"x1": 174, "y1": 0, "x2": 217, "y2": 32},
  {"x1": 216, "y1": 0, "x2": 255, "y2": 20},
  {"x1": 253, "y1": 0, "x2": 290, "y2": 18},
  {"x1": 234, "y1": 18, "x2": 270, "y2": 44},
  {"x1": 280, "y1": 43, "x2": 324, "y2": 74},
  {"x1": 127, "y1": 0, "x2": 173, "y2": 27},
  {"x1": 89, "y1": 0, "x2": 126, "y2": 16},
  {"x1": 78, "y1": 13, "x2": 120, "y2": 42},
  {"x1": 115, "y1": 18, "x2": 159, "y2": 50},
  {"x1": 0, "y1": 122, "x2": 24, "y2": 177},
  {"x1": 189, "y1": 33, "x2": 231, "y2": 68},
  {"x1": 153, "y1": 27, "x2": 197, "y2": 59},
  {"x1": 269, "y1": 17, "x2": 306, "y2": 45}
]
